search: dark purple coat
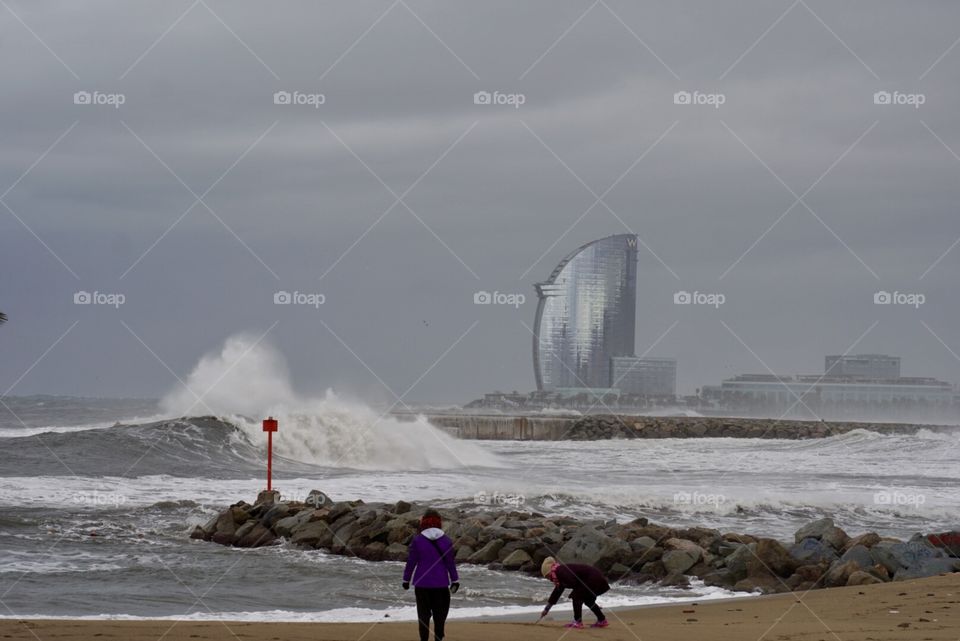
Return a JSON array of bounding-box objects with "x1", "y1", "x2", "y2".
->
[
  {"x1": 403, "y1": 531, "x2": 459, "y2": 588},
  {"x1": 548, "y1": 563, "x2": 610, "y2": 605}
]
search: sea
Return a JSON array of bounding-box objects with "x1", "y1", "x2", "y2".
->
[{"x1": 1, "y1": 338, "x2": 957, "y2": 622}]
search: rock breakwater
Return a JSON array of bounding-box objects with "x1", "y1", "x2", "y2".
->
[
  {"x1": 425, "y1": 414, "x2": 957, "y2": 440},
  {"x1": 564, "y1": 415, "x2": 950, "y2": 440},
  {"x1": 192, "y1": 490, "x2": 960, "y2": 595}
]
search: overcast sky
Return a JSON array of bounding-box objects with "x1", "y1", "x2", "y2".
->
[{"x1": 2, "y1": 0, "x2": 960, "y2": 404}]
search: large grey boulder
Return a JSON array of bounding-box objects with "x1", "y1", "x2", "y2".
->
[
  {"x1": 846, "y1": 570, "x2": 884, "y2": 586},
  {"x1": 539, "y1": 528, "x2": 565, "y2": 546},
  {"x1": 700, "y1": 568, "x2": 736, "y2": 589},
  {"x1": 893, "y1": 558, "x2": 960, "y2": 581},
  {"x1": 824, "y1": 560, "x2": 860, "y2": 587},
  {"x1": 255, "y1": 490, "x2": 279, "y2": 506},
  {"x1": 631, "y1": 536, "x2": 658, "y2": 551},
  {"x1": 844, "y1": 532, "x2": 881, "y2": 551},
  {"x1": 384, "y1": 517, "x2": 417, "y2": 545},
  {"x1": 662, "y1": 550, "x2": 698, "y2": 574},
  {"x1": 795, "y1": 518, "x2": 835, "y2": 542},
  {"x1": 291, "y1": 521, "x2": 331, "y2": 547},
  {"x1": 214, "y1": 511, "x2": 237, "y2": 537},
  {"x1": 733, "y1": 575, "x2": 783, "y2": 594},
  {"x1": 747, "y1": 539, "x2": 798, "y2": 578},
  {"x1": 199, "y1": 513, "x2": 220, "y2": 537},
  {"x1": 794, "y1": 518, "x2": 848, "y2": 550},
  {"x1": 306, "y1": 490, "x2": 334, "y2": 508},
  {"x1": 888, "y1": 540, "x2": 944, "y2": 569},
  {"x1": 790, "y1": 538, "x2": 839, "y2": 564},
  {"x1": 664, "y1": 538, "x2": 705, "y2": 561},
  {"x1": 468, "y1": 539, "x2": 505, "y2": 563},
  {"x1": 840, "y1": 545, "x2": 874, "y2": 569},
  {"x1": 326, "y1": 501, "x2": 354, "y2": 523},
  {"x1": 260, "y1": 503, "x2": 290, "y2": 528},
  {"x1": 275, "y1": 509, "x2": 315, "y2": 538},
  {"x1": 724, "y1": 543, "x2": 755, "y2": 581},
  {"x1": 237, "y1": 523, "x2": 275, "y2": 548},
  {"x1": 557, "y1": 528, "x2": 631, "y2": 570},
  {"x1": 331, "y1": 519, "x2": 362, "y2": 550},
  {"x1": 627, "y1": 545, "x2": 663, "y2": 566},
  {"x1": 502, "y1": 549, "x2": 532, "y2": 569},
  {"x1": 234, "y1": 520, "x2": 257, "y2": 541},
  {"x1": 384, "y1": 542, "x2": 408, "y2": 561},
  {"x1": 480, "y1": 526, "x2": 522, "y2": 543},
  {"x1": 870, "y1": 545, "x2": 905, "y2": 575}
]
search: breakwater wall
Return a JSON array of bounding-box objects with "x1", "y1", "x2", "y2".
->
[
  {"x1": 195, "y1": 491, "x2": 960, "y2": 595},
  {"x1": 420, "y1": 414, "x2": 955, "y2": 441}
]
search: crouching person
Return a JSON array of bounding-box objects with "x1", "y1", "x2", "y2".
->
[
  {"x1": 402, "y1": 509, "x2": 460, "y2": 641},
  {"x1": 540, "y1": 556, "x2": 610, "y2": 629}
]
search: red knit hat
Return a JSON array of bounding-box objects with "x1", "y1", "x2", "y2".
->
[{"x1": 420, "y1": 510, "x2": 442, "y2": 531}]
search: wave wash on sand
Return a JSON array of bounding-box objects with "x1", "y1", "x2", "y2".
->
[
  {"x1": 5, "y1": 573, "x2": 958, "y2": 641},
  {"x1": 159, "y1": 334, "x2": 501, "y2": 471}
]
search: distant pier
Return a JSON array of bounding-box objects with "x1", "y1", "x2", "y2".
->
[{"x1": 395, "y1": 412, "x2": 957, "y2": 441}]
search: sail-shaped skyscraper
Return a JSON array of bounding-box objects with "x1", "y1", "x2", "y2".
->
[{"x1": 532, "y1": 234, "x2": 638, "y2": 390}]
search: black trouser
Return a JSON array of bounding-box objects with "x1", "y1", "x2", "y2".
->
[
  {"x1": 571, "y1": 590, "x2": 605, "y2": 623},
  {"x1": 415, "y1": 587, "x2": 451, "y2": 641}
]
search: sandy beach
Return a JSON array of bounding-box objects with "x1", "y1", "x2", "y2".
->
[{"x1": 3, "y1": 573, "x2": 957, "y2": 641}]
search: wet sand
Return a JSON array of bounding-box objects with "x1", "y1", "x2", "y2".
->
[{"x1": 2, "y1": 573, "x2": 958, "y2": 641}]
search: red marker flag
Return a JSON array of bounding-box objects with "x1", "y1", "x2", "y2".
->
[{"x1": 262, "y1": 417, "x2": 278, "y2": 491}]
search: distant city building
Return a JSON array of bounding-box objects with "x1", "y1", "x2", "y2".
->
[
  {"x1": 701, "y1": 356, "x2": 957, "y2": 420},
  {"x1": 825, "y1": 354, "x2": 900, "y2": 380},
  {"x1": 479, "y1": 391, "x2": 529, "y2": 408},
  {"x1": 610, "y1": 356, "x2": 677, "y2": 397},
  {"x1": 533, "y1": 234, "x2": 638, "y2": 390},
  {"x1": 707, "y1": 374, "x2": 952, "y2": 406},
  {"x1": 554, "y1": 387, "x2": 622, "y2": 401}
]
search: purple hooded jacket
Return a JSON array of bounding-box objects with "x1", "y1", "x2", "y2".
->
[{"x1": 403, "y1": 528, "x2": 459, "y2": 588}]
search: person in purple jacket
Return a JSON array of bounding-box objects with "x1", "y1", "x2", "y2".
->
[
  {"x1": 540, "y1": 556, "x2": 610, "y2": 629},
  {"x1": 402, "y1": 509, "x2": 460, "y2": 641}
]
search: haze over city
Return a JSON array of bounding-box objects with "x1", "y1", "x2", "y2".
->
[{"x1": 3, "y1": 2, "x2": 960, "y2": 404}]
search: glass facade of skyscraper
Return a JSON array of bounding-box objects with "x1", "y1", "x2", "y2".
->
[
  {"x1": 533, "y1": 234, "x2": 638, "y2": 390},
  {"x1": 610, "y1": 356, "x2": 677, "y2": 397}
]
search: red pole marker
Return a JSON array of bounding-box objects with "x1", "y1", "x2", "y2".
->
[{"x1": 262, "y1": 417, "x2": 278, "y2": 491}]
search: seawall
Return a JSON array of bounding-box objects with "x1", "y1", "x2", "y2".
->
[{"x1": 418, "y1": 413, "x2": 956, "y2": 440}]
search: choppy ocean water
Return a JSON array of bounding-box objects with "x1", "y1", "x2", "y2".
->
[{"x1": 0, "y1": 392, "x2": 957, "y2": 621}]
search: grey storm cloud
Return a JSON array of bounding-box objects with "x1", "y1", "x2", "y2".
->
[{"x1": 2, "y1": 0, "x2": 960, "y2": 403}]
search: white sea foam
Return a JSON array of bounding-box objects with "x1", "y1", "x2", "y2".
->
[
  {"x1": 159, "y1": 334, "x2": 502, "y2": 471},
  {"x1": 0, "y1": 414, "x2": 166, "y2": 438},
  {"x1": 0, "y1": 582, "x2": 738, "y2": 622}
]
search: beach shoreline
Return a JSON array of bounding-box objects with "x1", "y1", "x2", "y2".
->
[{"x1": 3, "y1": 573, "x2": 957, "y2": 641}]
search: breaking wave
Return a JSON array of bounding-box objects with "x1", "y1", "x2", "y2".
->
[{"x1": 159, "y1": 334, "x2": 502, "y2": 471}]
